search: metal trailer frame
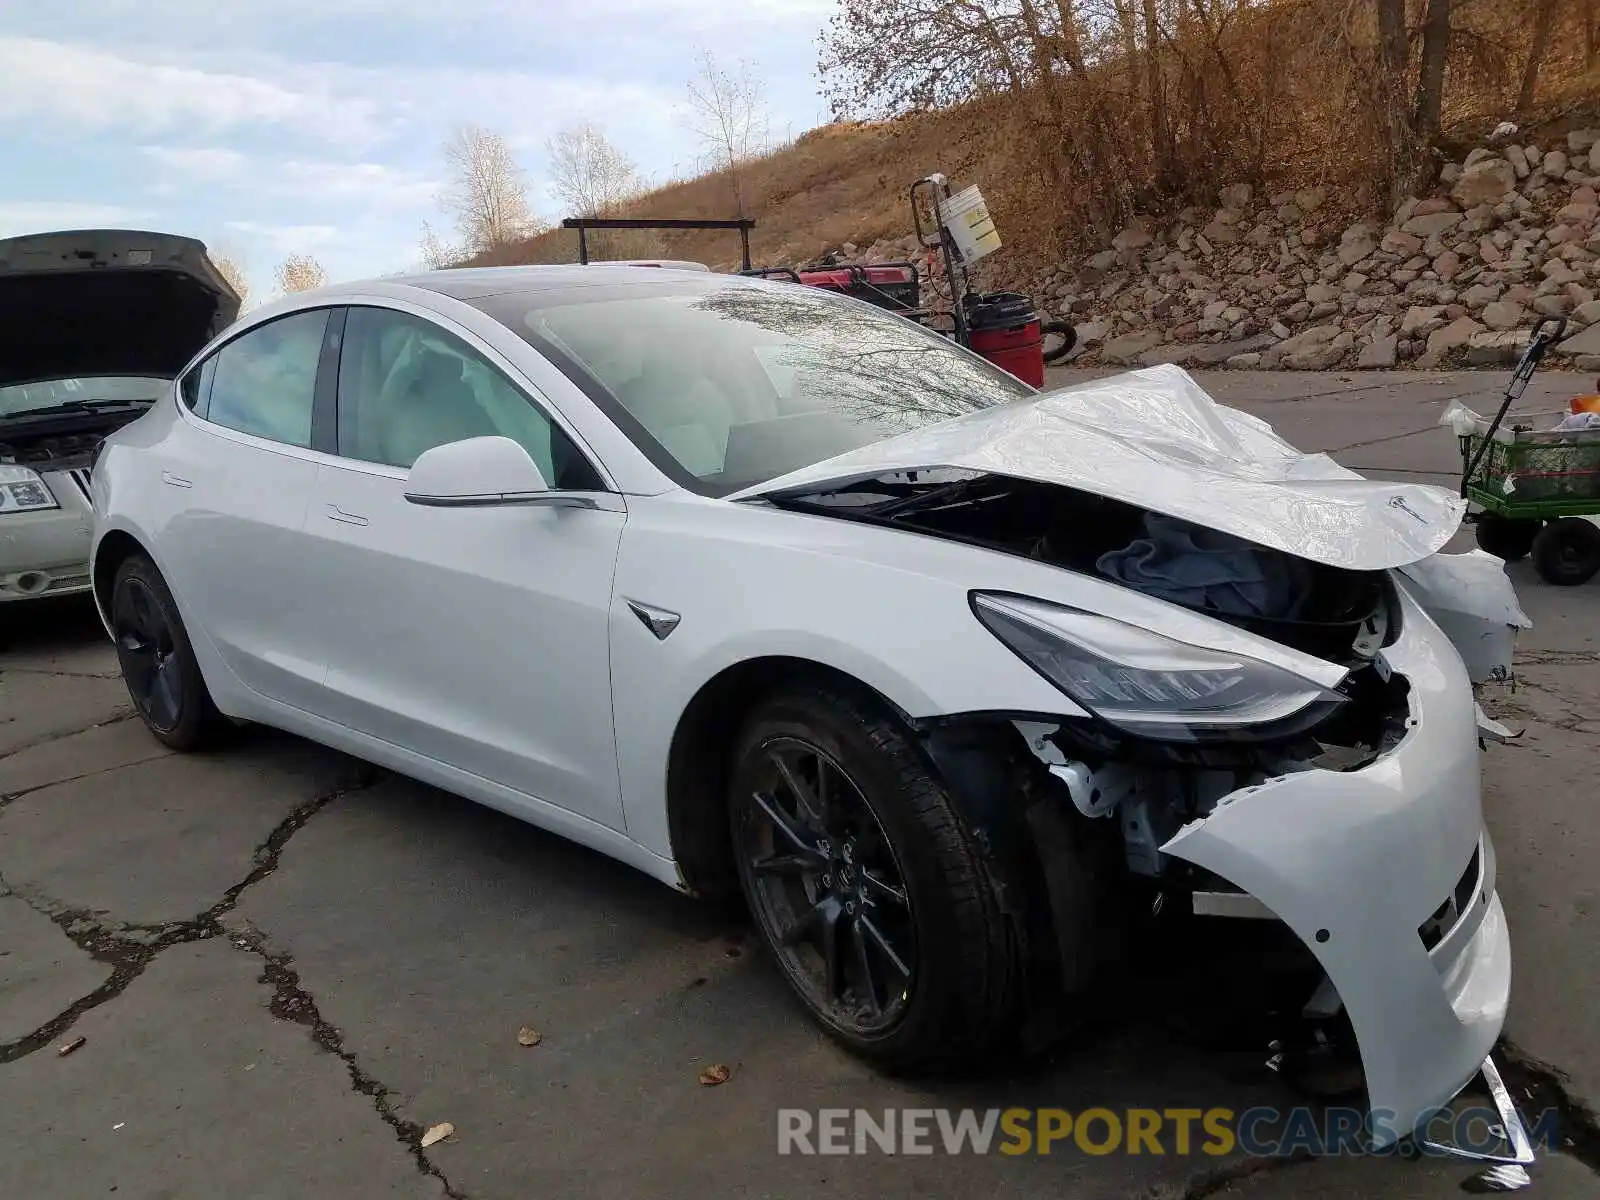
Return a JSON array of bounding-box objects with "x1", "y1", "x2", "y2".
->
[{"x1": 560, "y1": 217, "x2": 757, "y2": 271}]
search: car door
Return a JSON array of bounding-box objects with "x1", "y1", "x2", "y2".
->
[
  {"x1": 304, "y1": 302, "x2": 628, "y2": 831},
  {"x1": 157, "y1": 306, "x2": 339, "y2": 710}
]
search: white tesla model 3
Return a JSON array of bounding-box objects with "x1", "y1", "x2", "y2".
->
[{"x1": 90, "y1": 265, "x2": 1533, "y2": 1157}]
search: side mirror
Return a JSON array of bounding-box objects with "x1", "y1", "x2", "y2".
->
[{"x1": 404, "y1": 436, "x2": 593, "y2": 509}]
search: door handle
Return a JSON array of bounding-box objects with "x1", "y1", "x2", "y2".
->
[
  {"x1": 325, "y1": 504, "x2": 369, "y2": 527},
  {"x1": 161, "y1": 470, "x2": 193, "y2": 488}
]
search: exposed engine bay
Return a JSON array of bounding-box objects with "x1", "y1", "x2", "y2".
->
[
  {"x1": 776, "y1": 467, "x2": 1416, "y2": 878},
  {"x1": 0, "y1": 408, "x2": 147, "y2": 473}
]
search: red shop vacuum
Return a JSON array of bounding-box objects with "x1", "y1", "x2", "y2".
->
[{"x1": 963, "y1": 291, "x2": 1051, "y2": 388}]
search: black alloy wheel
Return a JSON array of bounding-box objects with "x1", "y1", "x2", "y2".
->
[
  {"x1": 728, "y1": 683, "x2": 1019, "y2": 1069},
  {"x1": 110, "y1": 555, "x2": 223, "y2": 750},
  {"x1": 733, "y1": 735, "x2": 916, "y2": 1037}
]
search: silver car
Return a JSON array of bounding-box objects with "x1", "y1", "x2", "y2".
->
[{"x1": 0, "y1": 230, "x2": 238, "y2": 604}]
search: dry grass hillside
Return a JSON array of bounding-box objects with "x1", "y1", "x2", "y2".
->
[
  {"x1": 473, "y1": 0, "x2": 1600, "y2": 286},
  {"x1": 471, "y1": 104, "x2": 1021, "y2": 273}
]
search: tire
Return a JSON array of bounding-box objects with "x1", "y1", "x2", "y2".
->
[
  {"x1": 1473, "y1": 515, "x2": 1540, "y2": 563},
  {"x1": 1532, "y1": 518, "x2": 1600, "y2": 587},
  {"x1": 1040, "y1": 319, "x2": 1077, "y2": 364},
  {"x1": 110, "y1": 554, "x2": 225, "y2": 750},
  {"x1": 727, "y1": 682, "x2": 1015, "y2": 1070}
]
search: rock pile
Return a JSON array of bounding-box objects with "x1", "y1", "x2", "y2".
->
[{"x1": 1025, "y1": 130, "x2": 1600, "y2": 370}]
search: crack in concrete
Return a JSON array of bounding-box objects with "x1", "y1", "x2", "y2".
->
[
  {"x1": 0, "y1": 714, "x2": 137, "y2": 767},
  {"x1": 1516, "y1": 650, "x2": 1600, "y2": 666},
  {"x1": 0, "y1": 769, "x2": 379, "y2": 1063},
  {"x1": 1341, "y1": 465, "x2": 1456, "y2": 477},
  {"x1": 242, "y1": 927, "x2": 469, "y2": 1200},
  {"x1": 1497, "y1": 1040, "x2": 1600, "y2": 1175},
  {"x1": 1181, "y1": 1148, "x2": 1315, "y2": 1198},
  {"x1": 1325, "y1": 422, "x2": 1449, "y2": 454},
  {"x1": 1238, "y1": 377, "x2": 1502, "y2": 408},
  {"x1": 1486, "y1": 676, "x2": 1600, "y2": 735},
  {"x1": 0, "y1": 763, "x2": 465, "y2": 1193},
  {"x1": 1487, "y1": 699, "x2": 1590, "y2": 737},
  {"x1": 0, "y1": 751, "x2": 171, "y2": 810},
  {"x1": 0, "y1": 667, "x2": 124, "y2": 680}
]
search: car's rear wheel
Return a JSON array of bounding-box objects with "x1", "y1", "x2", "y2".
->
[
  {"x1": 110, "y1": 554, "x2": 224, "y2": 750},
  {"x1": 728, "y1": 682, "x2": 1015, "y2": 1069}
]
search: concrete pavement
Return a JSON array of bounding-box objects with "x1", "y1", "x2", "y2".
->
[{"x1": 2, "y1": 369, "x2": 1599, "y2": 1198}]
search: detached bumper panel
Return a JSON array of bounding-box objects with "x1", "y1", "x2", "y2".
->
[{"x1": 1161, "y1": 589, "x2": 1511, "y2": 1146}]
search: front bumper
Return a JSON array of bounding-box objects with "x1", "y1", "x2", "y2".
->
[
  {"x1": 0, "y1": 469, "x2": 95, "y2": 602},
  {"x1": 1161, "y1": 587, "x2": 1511, "y2": 1147}
]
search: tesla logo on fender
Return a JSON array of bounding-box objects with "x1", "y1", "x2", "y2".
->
[{"x1": 1388, "y1": 495, "x2": 1427, "y2": 524}]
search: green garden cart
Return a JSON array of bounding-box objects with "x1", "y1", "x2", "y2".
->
[{"x1": 1454, "y1": 317, "x2": 1600, "y2": 586}]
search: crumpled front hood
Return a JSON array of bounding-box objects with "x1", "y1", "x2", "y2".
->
[{"x1": 730, "y1": 364, "x2": 1465, "y2": 572}]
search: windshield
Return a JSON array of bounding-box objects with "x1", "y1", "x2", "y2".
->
[
  {"x1": 470, "y1": 278, "x2": 1034, "y2": 496},
  {"x1": 0, "y1": 376, "x2": 168, "y2": 417}
]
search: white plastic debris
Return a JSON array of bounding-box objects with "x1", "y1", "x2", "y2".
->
[
  {"x1": 1440, "y1": 399, "x2": 1485, "y2": 438},
  {"x1": 1475, "y1": 703, "x2": 1523, "y2": 744},
  {"x1": 1398, "y1": 550, "x2": 1530, "y2": 684},
  {"x1": 1551, "y1": 411, "x2": 1600, "y2": 432}
]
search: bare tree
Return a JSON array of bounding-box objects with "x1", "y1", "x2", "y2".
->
[
  {"x1": 418, "y1": 220, "x2": 456, "y2": 270},
  {"x1": 1374, "y1": 0, "x2": 1407, "y2": 79},
  {"x1": 819, "y1": 0, "x2": 1028, "y2": 116},
  {"x1": 210, "y1": 252, "x2": 249, "y2": 308},
  {"x1": 440, "y1": 125, "x2": 536, "y2": 254},
  {"x1": 274, "y1": 253, "x2": 327, "y2": 294},
  {"x1": 1516, "y1": 0, "x2": 1561, "y2": 114},
  {"x1": 684, "y1": 49, "x2": 770, "y2": 215},
  {"x1": 1412, "y1": 0, "x2": 1453, "y2": 143},
  {"x1": 548, "y1": 121, "x2": 642, "y2": 217},
  {"x1": 546, "y1": 122, "x2": 659, "y2": 259}
]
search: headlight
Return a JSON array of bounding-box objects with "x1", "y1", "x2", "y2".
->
[
  {"x1": 0, "y1": 464, "x2": 58, "y2": 513},
  {"x1": 972, "y1": 592, "x2": 1346, "y2": 742}
]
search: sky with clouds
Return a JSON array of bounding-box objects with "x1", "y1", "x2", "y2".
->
[{"x1": 0, "y1": 0, "x2": 835, "y2": 301}]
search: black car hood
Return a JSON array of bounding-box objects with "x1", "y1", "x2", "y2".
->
[{"x1": 0, "y1": 229, "x2": 241, "y2": 389}]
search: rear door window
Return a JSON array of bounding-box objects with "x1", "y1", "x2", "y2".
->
[{"x1": 202, "y1": 310, "x2": 329, "y2": 448}]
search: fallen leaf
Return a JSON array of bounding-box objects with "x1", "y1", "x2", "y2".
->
[
  {"x1": 420, "y1": 1122, "x2": 455, "y2": 1148},
  {"x1": 516, "y1": 1027, "x2": 542, "y2": 1047},
  {"x1": 699, "y1": 1063, "x2": 731, "y2": 1086},
  {"x1": 56, "y1": 1036, "x2": 86, "y2": 1057}
]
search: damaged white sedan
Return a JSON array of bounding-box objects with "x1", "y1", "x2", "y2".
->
[{"x1": 90, "y1": 267, "x2": 1530, "y2": 1158}]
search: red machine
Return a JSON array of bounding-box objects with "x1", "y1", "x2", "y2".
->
[
  {"x1": 559, "y1": 181, "x2": 1075, "y2": 388},
  {"x1": 965, "y1": 293, "x2": 1049, "y2": 388},
  {"x1": 747, "y1": 175, "x2": 1073, "y2": 386}
]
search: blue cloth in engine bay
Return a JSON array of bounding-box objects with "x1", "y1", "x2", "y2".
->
[{"x1": 1095, "y1": 512, "x2": 1311, "y2": 619}]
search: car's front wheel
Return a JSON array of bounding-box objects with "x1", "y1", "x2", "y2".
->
[
  {"x1": 110, "y1": 554, "x2": 224, "y2": 750},
  {"x1": 728, "y1": 682, "x2": 1015, "y2": 1069}
]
